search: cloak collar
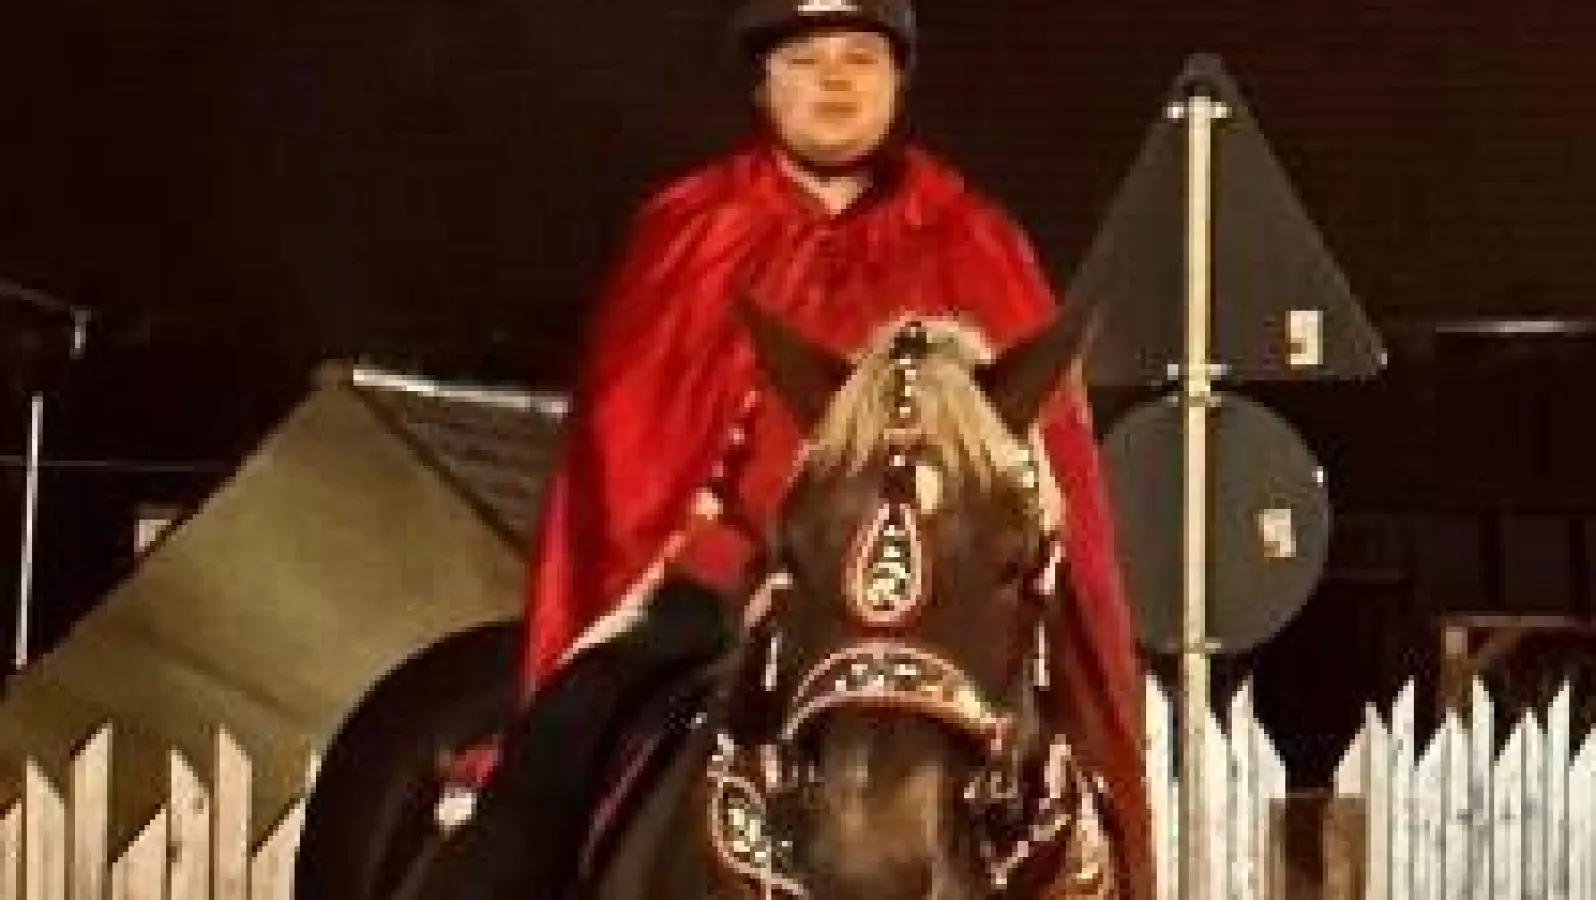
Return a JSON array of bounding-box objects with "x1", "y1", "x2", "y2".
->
[{"x1": 729, "y1": 135, "x2": 970, "y2": 241}]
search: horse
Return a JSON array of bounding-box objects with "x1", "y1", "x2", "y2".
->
[{"x1": 295, "y1": 304, "x2": 1133, "y2": 899}]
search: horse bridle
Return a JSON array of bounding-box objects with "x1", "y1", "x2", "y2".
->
[{"x1": 701, "y1": 322, "x2": 1111, "y2": 897}]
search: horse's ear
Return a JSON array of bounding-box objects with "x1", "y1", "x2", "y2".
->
[
  {"x1": 739, "y1": 297, "x2": 851, "y2": 431},
  {"x1": 977, "y1": 298, "x2": 1101, "y2": 435}
]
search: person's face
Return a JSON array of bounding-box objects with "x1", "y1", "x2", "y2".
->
[{"x1": 757, "y1": 29, "x2": 903, "y2": 169}]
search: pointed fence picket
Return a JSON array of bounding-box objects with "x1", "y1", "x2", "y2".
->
[{"x1": 0, "y1": 728, "x2": 306, "y2": 900}]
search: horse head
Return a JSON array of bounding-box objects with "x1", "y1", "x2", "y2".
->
[{"x1": 703, "y1": 306, "x2": 1117, "y2": 899}]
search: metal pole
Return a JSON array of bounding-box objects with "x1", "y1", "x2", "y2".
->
[
  {"x1": 3, "y1": 298, "x2": 87, "y2": 672},
  {"x1": 1172, "y1": 90, "x2": 1228, "y2": 900},
  {"x1": 14, "y1": 392, "x2": 44, "y2": 670}
]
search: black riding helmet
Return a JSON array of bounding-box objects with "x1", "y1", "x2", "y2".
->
[{"x1": 730, "y1": 0, "x2": 917, "y2": 70}]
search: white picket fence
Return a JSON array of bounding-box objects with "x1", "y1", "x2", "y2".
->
[
  {"x1": 0, "y1": 726, "x2": 306, "y2": 900},
  {"x1": 1145, "y1": 678, "x2": 1286, "y2": 900},
  {"x1": 0, "y1": 678, "x2": 1589, "y2": 899},
  {"x1": 1146, "y1": 676, "x2": 1596, "y2": 900},
  {"x1": 1333, "y1": 681, "x2": 1596, "y2": 900}
]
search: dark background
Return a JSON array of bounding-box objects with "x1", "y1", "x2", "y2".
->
[{"x1": 2, "y1": 0, "x2": 1595, "y2": 780}]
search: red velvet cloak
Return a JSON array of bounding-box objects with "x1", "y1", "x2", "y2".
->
[{"x1": 523, "y1": 138, "x2": 1150, "y2": 892}]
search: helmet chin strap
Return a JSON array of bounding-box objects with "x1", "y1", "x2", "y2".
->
[
  {"x1": 782, "y1": 145, "x2": 879, "y2": 180},
  {"x1": 769, "y1": 146, "x2": 882, "y2": 216}
]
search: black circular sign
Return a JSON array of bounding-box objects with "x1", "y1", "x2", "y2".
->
[{"x1": 1102, "y1": 392, "x2": 1331, "y2": 654}]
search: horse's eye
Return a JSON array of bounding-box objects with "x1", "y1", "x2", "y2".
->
[
  {"x1": 997, "y1": 550, "x2": 1031, "y2": 586},
  {"x1": 1001, "y1": 538, "x2": 1047, "y2": 587}
]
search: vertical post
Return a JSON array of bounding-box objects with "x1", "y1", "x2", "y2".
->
[
  {"x1": 1171, "y1": 89, "x2": 1228, "y2": 900},
  {"x1": 1439, "y1": 622, "x2": 1469, "y2": 716},
  {"x1": 14, "y1": 392, "x2": 44, "y2": 671},
  {"x1": 6, "y1": 298, "x2": 84, "y2": 673}
]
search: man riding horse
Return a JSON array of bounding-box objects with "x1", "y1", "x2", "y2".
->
[{"x1": 440, "y1": 1, "x2": 1151, "y2": 895}]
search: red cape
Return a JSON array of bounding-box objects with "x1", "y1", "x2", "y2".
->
[{"x1": 524, "y1": 138, "x2": 1150, "y2": 893}]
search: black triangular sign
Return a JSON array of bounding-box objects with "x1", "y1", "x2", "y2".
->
[{"x1": 1072, "y1": 54, "x2": 1387, "y2": 385}]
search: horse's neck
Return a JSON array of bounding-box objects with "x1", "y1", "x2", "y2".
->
[{"x1": 583, "y1": 724, "x2": 719, "y2": 899}]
